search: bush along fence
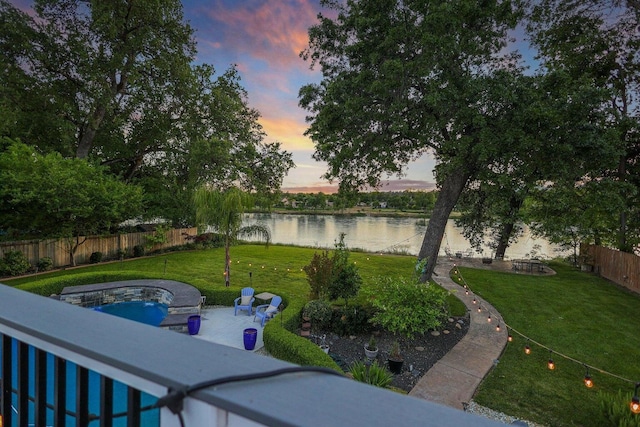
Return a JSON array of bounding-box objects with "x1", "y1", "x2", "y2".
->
[{"x1": 0, "y1": 227, "x2": 198, "y2": 272}]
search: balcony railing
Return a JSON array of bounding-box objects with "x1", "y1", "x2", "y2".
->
[{"x1": 0, "y1": 283, "x2": 503, "y2": 426}]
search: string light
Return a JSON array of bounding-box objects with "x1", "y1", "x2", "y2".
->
[
  {"x1": 548, "y1": 350, "x2": 555, "y2": 370},
  {"x1": 453, "y1": 262, "x2": 638, "y2": 400},
  {"x1": 477, "y1": 305, "x2": 482, "y2": 313},
  {"x1": 631, "y1": 383, "x2": 640, "y2": 414},
  {"x1": 496, "y1": 324, "x2": 501, "y2": 332},
  {"x1": 487, "y1": 314, "x2": 491, "y2": 323},
  {"x1": 584, "y1": 366, "x2": 593, "y2": 388}
]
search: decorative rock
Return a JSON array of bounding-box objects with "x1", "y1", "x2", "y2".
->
[
  {"x1": 448, "y1": 317, "x2": 454, "y2": 323},
  {"x1": 415, "y1": 346, "x2": 425, "y2": 351},
  {"x1": 455, "y1": 323, "x2": 462, "y2": 329},
  {"x1": 349, "y1": 335, "x2": 357, "y2": 340},
  {"x1": 443, "y1": 330, "x2": 450, "y2": 334},
  {"x1": 430, "y1": 330, "x2": 440, "y2": 336}
]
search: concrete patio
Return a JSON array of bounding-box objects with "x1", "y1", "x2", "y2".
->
[{"x1": 193, "y1": 306, "x2": 265, "y2": 352}]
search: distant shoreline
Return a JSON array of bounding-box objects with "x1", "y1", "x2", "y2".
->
[{"x1": 250, "y1": 207, "x2": 461, "y2": 219}]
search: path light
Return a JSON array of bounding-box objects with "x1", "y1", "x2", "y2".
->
[{"x1": 631, "y1": 383, "x2": 640, "y2": 414}]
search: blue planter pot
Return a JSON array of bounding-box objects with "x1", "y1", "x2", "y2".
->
[
  {"x1": 243, "y1": 328, "x2": 258, "y2": 350},
  {"x1": 187, "y1": 315, "x2": 201, "y2": 335}
]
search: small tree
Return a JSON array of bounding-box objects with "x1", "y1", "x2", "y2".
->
[
  {"x1": 193, "y1": 186, "x2": 270, "y2": 286},
  {"x1": 303, "y1": 250, "x2": 333, "y2": 300},
  {"x1": 328, "y1": 233, "x2": 361, "y2": 305}
]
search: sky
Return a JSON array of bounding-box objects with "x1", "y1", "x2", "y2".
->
[
  {"x1": 181, "y1": 0, "x2": 438, "y2": 193},
  {"x1": 10, "y1": 0, "x2": 536, "y2": 194}
]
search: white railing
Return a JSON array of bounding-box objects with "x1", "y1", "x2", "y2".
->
[{"x1": 0, "y1": 283, "x2": 502, "y2": 427}]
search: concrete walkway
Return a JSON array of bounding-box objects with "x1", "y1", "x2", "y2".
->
[
  {"x1": 193, "y1": 306, "x2": 265, "y2": 351},
  {"x1": 408, "y1": 259, "x2": 508, "y2": 410}
]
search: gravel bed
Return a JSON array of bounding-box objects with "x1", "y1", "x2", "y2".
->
[{"x1": 465, "y1": 401, "x2": 546, "y2": 426}]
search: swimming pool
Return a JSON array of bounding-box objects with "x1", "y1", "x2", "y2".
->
[
  {"x1": 1, "y1": 302, "x2": 166, "y2": 426},
  {"x1": 92, "y1": 301, "x2": 168, "y2": 326}
]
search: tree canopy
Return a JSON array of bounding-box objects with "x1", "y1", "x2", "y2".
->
[
  {"x1": 300, "y1": 0, "x2": 527, "y2": 279},
  {"x1": 0, "y1": 138, "x2": 143, "y2": 264},
  {"x1": 0, "y1": 0, "x2": 293, "y2": 227}
]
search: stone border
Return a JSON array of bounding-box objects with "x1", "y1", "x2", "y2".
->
[{"x1": 60, "y1": 279, "x2": 203, "y2": 333}]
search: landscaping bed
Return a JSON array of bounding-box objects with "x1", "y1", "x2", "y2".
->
[{"x1": 310, "y1": 314, "x2": 470, "y2": 392}]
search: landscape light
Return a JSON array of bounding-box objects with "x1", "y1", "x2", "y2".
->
[
  {"x1": 631, "y1": 383, "x2": 640, "y2": 414},
  {"x1": 547, "y1": 350, "x2": 555, "y2": 370}
]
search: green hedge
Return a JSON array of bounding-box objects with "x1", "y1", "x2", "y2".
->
[
  {"x1": 14, "y1": 270, "x2": 342, "y2": 372},
  {"x1": 15, "y1": 271, "x2": 164, "y2": 296},
  {"x1": 263, "y1": 297, "x2": 342, "y2": 372}
]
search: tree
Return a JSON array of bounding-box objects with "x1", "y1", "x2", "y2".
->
[
  {"x1": 527, "y1": 0, "x2": 640, "y2": 252},
  {"x1": 193, "y1": 187, "x2": 270, "y2": 287},
  {"x1": 455, "y1": 72, "x2": 614, "y2": 259},
  {"x1": 300, "y1": 0, "x2": 527, "y2": 280},
  {"x1": 0, "y1": 139, "x2": 143, "y2": 266},
  {"x1": 0, "y1": 1, "x2": 294, "y2": 225}
]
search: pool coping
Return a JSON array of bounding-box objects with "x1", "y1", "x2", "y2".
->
[{"x1": 60, "y1": 279, "x2": 203, "y2": 333}]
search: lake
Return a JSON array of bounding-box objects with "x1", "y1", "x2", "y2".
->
[{"x1": 242, "y1": 213, "x2": 567, "y2": 259}]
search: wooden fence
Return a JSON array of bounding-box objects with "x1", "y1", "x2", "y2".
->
[
  {"x1": 0, "y1": 228, "x2": 198, "y2": 269},
  {"x1": 580, "y1": 244, "x2": 640, "y2": 294}
]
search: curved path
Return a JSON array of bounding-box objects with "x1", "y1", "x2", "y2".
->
[{"x1": 408, "y1": 258, "x2": 508, "y2": 410}]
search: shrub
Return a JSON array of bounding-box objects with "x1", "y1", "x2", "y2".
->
[
  {"x1": 330, "y1": 304, "x2": 374, "y2": 336},
  {"x1": 37, "y1": 257, "x2": 54, "y2": 272},
  {"x1": 115, "y1": 249, "x2": 127, "y2": 260},
  {"x1": 368, "y1": 275, "x2": 449, "y2": 338},
  {"x1": 349, "y1": 361, "x2": 393, "y2": 388},
  {"x1": 328, "y1": 233, "x2": 362, "y2": 304},
  {"x1": 133, "y1": 245, "x2": 145, "y2": 258},
  {"x1": 597, "y1": 390, "x2": 640, "y2": 427},
  {"x1": 192, "y1": 232, "x2": 225, "y2": 248},
  {"x1": 303, "y1": 300, "x2": 333, "y2": 331},
  {"x1": 89, "y1": 252, "x2": 103, "y2": 264},
  {"x1": 0, "y1": 250, "x2": 31, "y2": 276}
]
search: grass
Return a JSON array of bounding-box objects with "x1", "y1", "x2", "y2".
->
[{"x1": 458, "y1": 262, "x2": 640, "y2": 427}]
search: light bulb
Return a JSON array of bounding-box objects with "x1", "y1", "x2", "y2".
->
[
  {"x1": 524, "y1": 345, "x2": 531, "y2": 354},
  {"x1": 473, "y1": 298, "x2": 477, "y2": 304},
  {"x1": 631, "y1": 397, "x2": 640, "y2": 414},
  {"x1": 584, "y1": 375, "x2": 593, "y2": 388},
  {"x1": 496, "y1": 324, "x2": 501, "y2": 332},
  {"x1": 548, "y1": 359, "x2": 555, "y2": 370},
  {"x1": 508, "y1": 334, "x2": 513, "y2": 342},
  {"x1": 487, "y1": 315, "x2": 491, "y2": 323},
  {"x1": 477, "y1": 306, "x2": 481, "y2": 313}
]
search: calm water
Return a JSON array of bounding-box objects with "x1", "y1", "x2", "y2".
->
[
  {"x1": 243, "y1": 213, "x2": 567, "y2": 259},
  {"x1": 93, "y1": 301, "x2": 168, "y2": 326}
]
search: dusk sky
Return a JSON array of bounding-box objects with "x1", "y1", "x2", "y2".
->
[{"x1": 182, "y1": 0, "x2": 438, "y2": 193}]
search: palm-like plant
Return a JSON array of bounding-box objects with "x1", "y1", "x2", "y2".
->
[{"x1": 194, "y1": 186, "x2": 270, "y2": 286}]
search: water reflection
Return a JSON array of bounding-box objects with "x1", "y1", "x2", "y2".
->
[{"x1": 243, "y1": 213, "x2": 566, "y2": 259}]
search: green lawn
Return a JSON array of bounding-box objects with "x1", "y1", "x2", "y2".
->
[
  {"x1": 458, "y1": 262, "x2": 640, "y2": 427},
  {"x1": 3, "y1": 244, "x2": 416, "y2": 300}
]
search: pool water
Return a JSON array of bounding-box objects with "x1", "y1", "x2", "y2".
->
[
  {"x1": 0, "y1": 301, "x2": 167, "y2": 426},
  {"x1": 92, "y1": 301, "x2": 168, "y2": 326}
]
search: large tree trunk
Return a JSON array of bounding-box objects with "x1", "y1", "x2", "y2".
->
[
  {"x1": 494, "y1": 221, "x2": 515, "y2": 259},
  {"x1": 77, "y1": 105, "x2": 107, "y2": 158},
  {"x1": 418, "y1": 166, "x2": 471, "y2": 282},
  {"x1": 494, "y1": 194, "x2": 525, "y2": 259}
]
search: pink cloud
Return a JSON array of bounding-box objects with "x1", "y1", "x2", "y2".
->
[{"x1": 201, "y1": 0, "x2": 320, "y2": 69}]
